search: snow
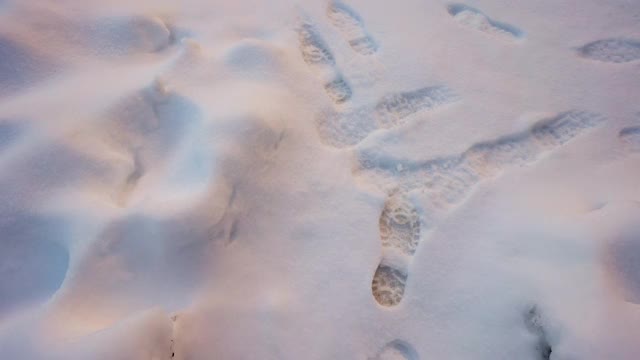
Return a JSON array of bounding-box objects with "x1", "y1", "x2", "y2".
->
[{"x1": 0, "y1": 0, "x2": 639, "y2": 359}]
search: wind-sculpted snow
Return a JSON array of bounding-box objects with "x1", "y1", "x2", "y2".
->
[{"x1": 1, "y1": 0, "x2": 639, "y2": 359}]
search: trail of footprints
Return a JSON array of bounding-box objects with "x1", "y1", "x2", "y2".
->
[
  {"x1": 297, "y1": 1, "x2": 459, "y2": 146},
  {"x1": 364, "y1": 111, "x2": 604, "y2": 307},
  {"x1": 445, "y1": 4, "x2": 640, "y2": 65}
]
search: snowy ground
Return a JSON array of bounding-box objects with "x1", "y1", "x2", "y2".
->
[{"x1": 0, "y1": 0, "x2": 639, "y2": 359}]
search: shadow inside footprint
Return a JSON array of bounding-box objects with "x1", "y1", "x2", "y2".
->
[
  {"x1": 372, "y1": 264, "x2": 408, "y2": 307},
  {"x1": 379, "y1": 194, "x2": 421, "y2": 254},
  {"x1": 619, "y1": 126, "x2": 640, "y2": 153},
  {"x1": 371, "y1": 340, "x2": 419, "y2": 360},
  {"x1": 297, "y1": 22, "x2": 336, "y2": 66},
  {"x1": 324, "y1": 75, "x2": 353, "y2": 103},
  {"x1": 446, "y1": 3, "x2": 524, "y2": 39},
  {"x1": 578, "y1": 38, "x2": 640, "y2": 63}
]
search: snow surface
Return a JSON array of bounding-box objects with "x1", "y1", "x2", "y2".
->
[{"x1": 0, "y1": 0, "x2": 639, "y2": 359}]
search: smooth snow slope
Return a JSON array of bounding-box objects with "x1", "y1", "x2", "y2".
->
[{"x1": 0, "y1": 0, "x2": 639, "y2": 359}]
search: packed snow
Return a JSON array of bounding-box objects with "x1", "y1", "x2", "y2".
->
[{"x1": 0, "y1": 0, "x2": 639, "y2": 359}]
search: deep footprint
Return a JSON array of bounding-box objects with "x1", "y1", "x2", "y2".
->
[
  {"x1": 371, "y1": 264, "x2": 408, "y2": 307},
  {"x1": 379, "y1": 192, "x2": 421, "y2": 254},
  {"x1": 327, "y1": 1, "x2": 378, "y2": 55},
  {"x1": 324, "y1": 75, "x2": 353, "y2": 104},
  {"x1": 297, "y1": 22, "x2": 336, "y2": 66},
  {"x1": 372, "y1": 192, "x2": 420, "y2": 307},
  {"x1": 524, "y1": 306, "x2": 553, "y2": 360},
  {"x1": 316, "y1": 86, "x2": 458, "y2": 148},
  {"x1": 618, "y1": 126, "x2": 640, "y2": 152},
  {"x1": 578, "y1": 38, "x2": 640, "y2": 63},
  {"x1": 447, "y1": 3, "x2": 524, "y2": 41}
]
